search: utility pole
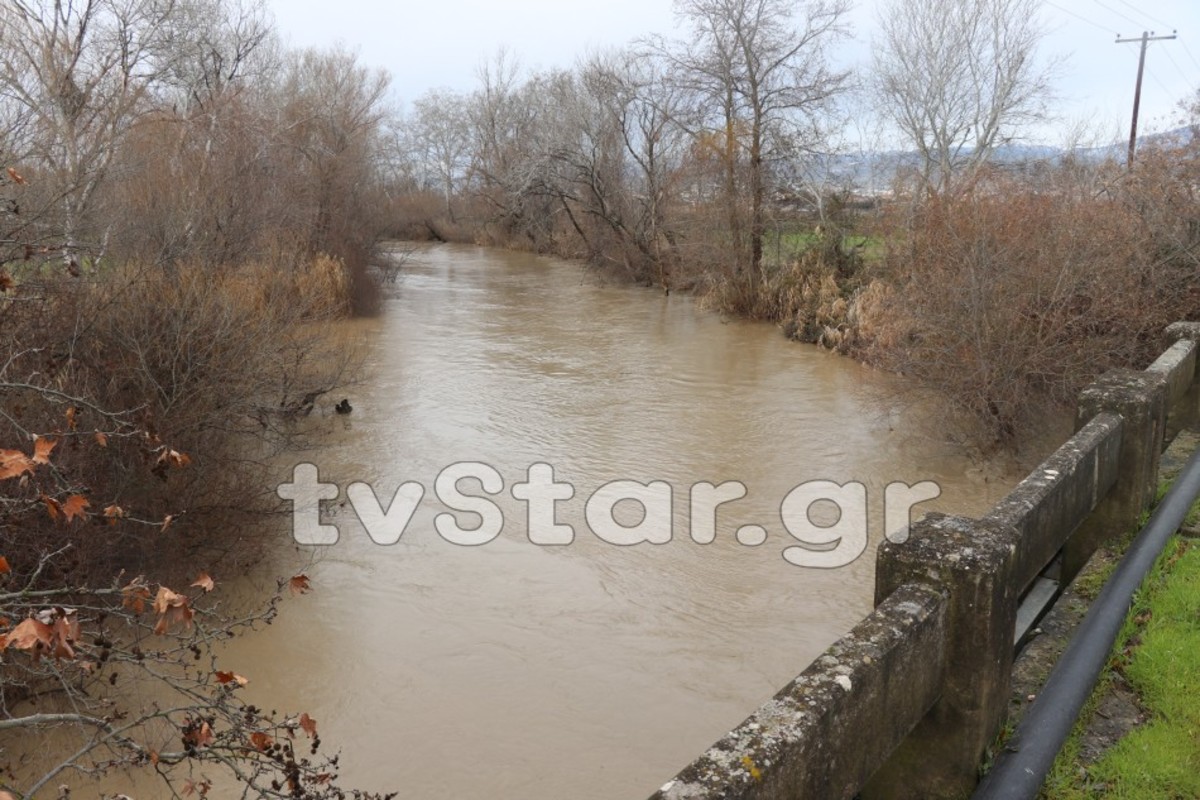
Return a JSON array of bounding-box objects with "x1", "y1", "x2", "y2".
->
[{"x1": 1116, "y1": 30, "x2": 1177, "y2": 167}]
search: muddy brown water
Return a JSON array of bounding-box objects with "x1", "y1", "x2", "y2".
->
[{"x1": 13, "y1": 244, "x2": 1051, "y2": 798}]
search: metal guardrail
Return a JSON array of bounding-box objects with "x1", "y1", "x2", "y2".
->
[{"x1": 973, "y1": 442, "x2": 1200, "y2": 800}]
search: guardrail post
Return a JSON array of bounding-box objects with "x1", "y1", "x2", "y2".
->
[
  {"x1": 1063, "y1": 369, "x2": 1167, "y2": 581},
  {"x1": 864, "y1": 513, "x2": 1022, "y2": 799}
]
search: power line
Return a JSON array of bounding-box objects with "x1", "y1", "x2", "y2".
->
[
  {"x1": 1115, "y1": 0, "x2": 1174, "y2": 32},
  {"x1": 1145, "y1": 64, "x2": 1174, "y2": 99},
  {"x1": 1093, "y1": 0, "x2": 1150, "y2": 30},
  {"x1": 1162, "y1": 47, "x2": 1193, "y2": 89},
  {"x1": 1181, "y1": 39, "x2": 1200, "y2": 74},
  {"x1": 1045, "y1": 0, "x2": 1116, "y2": 35}
]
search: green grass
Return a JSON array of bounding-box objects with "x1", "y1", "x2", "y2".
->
[
  {"x1": 1041, "y1": 539, "x2": 1200, "y2": 799},
  {"x1": 760, "y1": 229, "x2": 886, "y2": 268}
]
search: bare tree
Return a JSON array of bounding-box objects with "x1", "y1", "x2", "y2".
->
[
  {"x1": 273, "y1": 46, "x2": 392, "y2": 263},
  {"x1": 0, "y1": 0, "x2": 180, "y2": 265},
  {"x1": 409, "y1": 88, "x2": 472, "y2": 220},
  {"x1": 645, "y1": 0, "x2": 850, "y2": 281},
  {"x1": 872, "y1": 0, "x2": 1056, "y2": 196},
  {"x1": 465, "y1": 49, "x2": 543, "y2": 241}
]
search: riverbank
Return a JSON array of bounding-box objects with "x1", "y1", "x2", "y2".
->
[
  {"x1": 0, "y1": 253, "x2": 380, "y2": 799},
  {"x1": 407, "y1": 138, "x2": 1200, "y2": 449}
]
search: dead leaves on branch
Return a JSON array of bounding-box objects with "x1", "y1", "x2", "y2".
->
[
  {"x1": 32, "y1": 435, "x2": 56, "y2": 464},
  {"x1": 0, "y1": 449, "x2": 34, "y2": 481},
  {"x1": 215, "y1": 670, "x2": 249, "y2": 687},
  {"x1": 0, "y1": 552, "x2": 341, "y2": 797},
  {"x1": 1, "y1": 422, "x2": 191, "y2": 531},
  {"x1": 151, "y1": 445, "x2": 192, "y2": 479},
  {"x1": 122, "y1": 578, "x2": 152, "y2": 614},
  {"x1": 152, "y1": 586, "x2": 194, "y2": 634},
  {"x1": 182, "y1": 717, "x2": 216, "y2": 750},
  {"x1": 41, "y1": 492, "x2": 90, "y2": 523},
  {"x1": 191, "y1": 571, "x2": 215, "y2": 593},
  {"x1": 0, "y1": 608, "x2": 80, "y2": 661}
]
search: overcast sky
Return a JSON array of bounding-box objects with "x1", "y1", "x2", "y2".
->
[{"x1": 265, "y1": 0, "x2": 1199, "y2": 147}]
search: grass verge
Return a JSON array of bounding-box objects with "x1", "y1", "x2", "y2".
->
[{"x1": 1040, "y1": 528, "x2": 1200, "y2": 798}]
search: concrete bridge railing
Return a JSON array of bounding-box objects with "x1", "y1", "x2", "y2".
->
[{"x1": 649, "y1": 321, "x2": 1200, "y2": 800}]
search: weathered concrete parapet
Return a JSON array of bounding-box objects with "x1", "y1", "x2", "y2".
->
[
  {"x1": 865, "y1": 514, "x2": 1022, "y2": 800},
  {"x1": 650, "y1": 584, "x2": 947, "y2": 800},
  {"x1": 1165, "y1": 320, "x2": 1200, "y2": 342},
  {"x1": 1147, "y1": 338, "x2": 1198, "y2": 407},
  {"x1": 1161, "y1": 322, "x2": 1200, "y2": 432},
  {"x1": 984, "y1": 412, "x2": 1123, "y2": 588},
  {"x1": 1066, "y1": 369, "x2": 1168, "y2": 580}
]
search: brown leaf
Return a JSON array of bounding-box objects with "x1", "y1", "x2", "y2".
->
[
  {"x1": 299, "y1": 712, "x2": 317, "y2": 738},
  {"x1": 249, "y1": 731, "x2": 272, "y2": 752},
  {"x1": 288, "y1": 574, "x2": 311, "y2": 596},
  {"x1": 0, "y1": 617, "x2": 53, "y2": 658},
  {"x1": 32, "y1": 435, "x2": 57, "y2": 465},
  {"x1": 94, "y1": 431, "x2": 108, "y2": 448},
  {"x1": 0, "y1": 270, "x2": 12, "y2": 293},
  {"x1": 51, "y1": 609, "x2": 80, "y2": 659},
  {"x1": 103, "y1": 504, "x2": 125, "y2": 525},
  {"x1": 156, "y1": 447, "x2": 192, "y2": 470},
  {"x1": 0, "y1": 556, "x2": 9, "y2": 575},
  {"x1": 0, "y1": 449, "x2": 34, "y2": 481},
  {"x1": 182, "y1": 778, "x2": 212, "y2": 797},
  {"x1": 121, "y1": 580, "x2": 151, "y2": 614},
  {"x1": 61, "y1": 494, "x2": 89, "y2": 523},
  {"x1": 7, "y1": 166, "x2": 25, "y2": 185},
  {"x1": 65, "y1": 406, "x2": 77, "y2": 431},
  {"x1": 191, "y1": 571, "x2": 214, "y2": 593},
  {"x1": 42, "y1": 494, "x2": 62, "y2": 521},
  {"x1": 152, "y1": 587, "x2": 193, "y2": 634},
  {"x1": 215, "y1": 670, "x2": 248, "y2": 687},
  {"x1": 182, "y1": 721, "x2": 214, "y2": 750},
  {"x1": 160, "y1": 514, "x2": 175, "y2": 533}
]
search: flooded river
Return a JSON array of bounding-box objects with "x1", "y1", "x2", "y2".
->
[{"x1": 24, "y1": 244, "x2": 1046, "y2": 798}]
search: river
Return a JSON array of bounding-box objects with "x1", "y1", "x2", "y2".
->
[{"x1": 26, "y1": 244, "x2": 1046, "y2": 798}]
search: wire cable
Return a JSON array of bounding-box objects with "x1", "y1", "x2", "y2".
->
[
  {"x1": 1162, "y1": 47, "x2": 1194, "y2": 88},
  {"x1": 1045, "y1": 0, "x2": 1117, "y2": 35},
  {"x1": 1093, "y1": 0, "x2": 1151, "y2": 31},
  {"x1": 1115, "y1": 0, "x2": 1174, "y2": 32},
  {"x1": 1181, "y1": 39, "x2": 1200, "y2": 74}
]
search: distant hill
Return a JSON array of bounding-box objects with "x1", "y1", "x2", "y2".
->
[{"x1": 801, "y1": 126, "x2": 1196, "y2": 194}]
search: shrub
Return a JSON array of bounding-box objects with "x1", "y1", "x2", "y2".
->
[{"x1": 861, "y1": 150, "x2": 1200, "y2": 444}]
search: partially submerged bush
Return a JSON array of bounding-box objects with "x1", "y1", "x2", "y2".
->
[
  {"x1": 0, "y1": 256, "x2": 368, "y2": 796},
  {"x1": 0, "y1": 258, "x2": 355, "y2": 584}
]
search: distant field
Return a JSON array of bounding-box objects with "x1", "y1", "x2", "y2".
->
[{"x1": 760, "y1": 228, "x2": 886, "y2": 267}]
